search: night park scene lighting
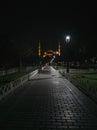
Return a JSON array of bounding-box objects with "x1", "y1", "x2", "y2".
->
[
  {"x1": 0, "y1": 1, "x2": 97, "y2": 129},
  {"x1": 65, "y1": 35, "x2": 71, "y2": 43}
]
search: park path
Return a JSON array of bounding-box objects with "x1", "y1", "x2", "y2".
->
[{"x1": 0, "y1": 66, "x2": 97, "y2": 129}]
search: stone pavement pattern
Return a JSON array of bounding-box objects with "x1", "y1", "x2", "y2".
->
[{"x1": 0, "y1": 66, "x2": 97, "y2": 130}]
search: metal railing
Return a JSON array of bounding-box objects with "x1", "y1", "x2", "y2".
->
[
  {"x1": 59, "y1": 70, "x2": 97, "y2": 102},
  {"x1": 0, "y1": 69, "x2": 38, "y2": 100}
]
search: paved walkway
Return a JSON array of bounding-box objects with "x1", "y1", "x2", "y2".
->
[{"x1": 0, "y1": 66, "x2": 97, "y2": 129}]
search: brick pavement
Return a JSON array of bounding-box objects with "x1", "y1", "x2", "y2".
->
[{"x1": 0, "y1": 67, "x2": 97, "y2": 129}]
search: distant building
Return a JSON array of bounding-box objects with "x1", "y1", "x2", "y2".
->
[{"x1": 38, "y1": 41, "x2": 61, "y2": 58}]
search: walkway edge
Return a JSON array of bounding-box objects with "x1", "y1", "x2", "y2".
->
[
  {"x1": 59, "y1": 70, "x2": 97, "y2": 104},
  {"x1": 0, "y1": 69, "x2": 38, "y2": 101}
]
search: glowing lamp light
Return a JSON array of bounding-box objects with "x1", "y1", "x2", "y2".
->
[
  {"x1": 53, "y1": 56, "x2": 56, "y2": 58},
  {"x1": 66, "y1": 35, "x2": 70, "y2": 43},
  {"x1": 56, "y1": 51, "x2": 58, "y2": 54}
]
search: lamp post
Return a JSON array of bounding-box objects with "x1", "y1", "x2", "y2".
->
[{"x1": 65, "y1": 35, "x2": 71, "y2": 73}]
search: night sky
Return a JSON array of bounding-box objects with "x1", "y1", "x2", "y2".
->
[{"x1": 0, "y1": 1, "x2": 97, "y2": 51}]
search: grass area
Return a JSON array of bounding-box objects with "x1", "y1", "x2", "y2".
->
[
  {"x1": 57, "y1": 66, "x2": 66, "y2": 70},
  {"x1": 72, "y1": 73, "x2": 97, "y2": 88},
  {"x1": 0, "y1": 71, "x2": 28, "y2": 86}
]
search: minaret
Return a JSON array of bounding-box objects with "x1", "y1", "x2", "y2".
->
[
  {"x1": 38, "y1": 41, "x2": 41, "y2": 57},
  {"x1": 58, "y1": 42, "x2": 61, "y2": 56}
]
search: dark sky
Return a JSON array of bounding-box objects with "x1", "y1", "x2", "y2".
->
[{"x1": 0, "y1": 0, "x2": 97, "y2": 50}]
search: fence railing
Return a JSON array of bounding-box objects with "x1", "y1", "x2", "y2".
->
[
  {"x1": 0, "y1": 69, "x2": 38, "y2": 100},
  {"x1": 59, "y1": 70, "x2": 97, "y2": 102}
]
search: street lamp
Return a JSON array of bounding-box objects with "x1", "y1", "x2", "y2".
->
[
  {"x1": 66, "y1": 35, "x2": 71, "y2": 43},
  {"x1": 65, "y1": 35, "x2": 71, "y2": 73}
]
